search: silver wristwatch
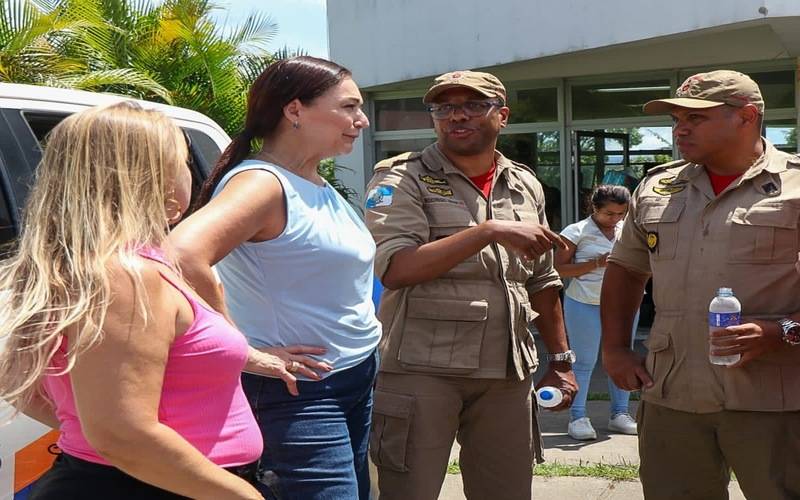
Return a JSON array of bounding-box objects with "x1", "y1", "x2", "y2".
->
[{"x1": 546, "y1": 350, "x2": 576, "y2": 364}]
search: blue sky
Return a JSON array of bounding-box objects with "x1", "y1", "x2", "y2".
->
[{"x1": 210, "y1": 0, "x2": 328, "y2": 57}]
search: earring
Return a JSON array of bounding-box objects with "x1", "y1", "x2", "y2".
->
[
  {"x1": 168, "y1": 208, "x2": 182, "y2": 224},
  {"x1": 166, "y1": 196, "x2": 182, "y2": 224},
  {"x1": 292, "y1": 121, "x2": 300, "y2": 129}
]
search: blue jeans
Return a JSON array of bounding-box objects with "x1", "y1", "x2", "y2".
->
[
  {"x1": 563, "y1": 295, "x2": 639, "y2": 421},
  {"x1": 241, "y1": 349, "x2": 378, "y2": 500}
]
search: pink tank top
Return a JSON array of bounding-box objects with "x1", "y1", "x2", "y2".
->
[{"x1": 42, "y1": 247, "x2": 262, "y2": 467}]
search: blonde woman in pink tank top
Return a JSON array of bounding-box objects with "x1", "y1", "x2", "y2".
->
[{"x1": 0, "y1": 103, "x2": 293, "y2": 499}]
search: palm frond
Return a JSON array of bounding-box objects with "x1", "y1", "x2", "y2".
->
[{"x1": 62, "y1": 67, "x2": 172, "y2": 103}]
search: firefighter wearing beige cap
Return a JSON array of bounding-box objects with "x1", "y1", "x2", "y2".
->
[
  {"x1": 602, "y1": 69, "x2": 800, "y2": 499},
  {"x1": 365, "y1": 70, "x2": 577, "y2": 499}
]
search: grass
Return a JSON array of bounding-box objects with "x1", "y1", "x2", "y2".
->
[
  {"x1": 446, "y1": 459, "x2": 639, "y2": 482},
  {"x1": 534, "y1": 461, "x2": 639, "y2": 481}
]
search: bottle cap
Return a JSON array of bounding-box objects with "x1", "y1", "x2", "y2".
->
[{"x1": 535, "y1": 386, "x2": 563, "y2": 408}]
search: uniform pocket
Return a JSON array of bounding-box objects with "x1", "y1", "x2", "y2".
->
[
  {"x1": 426, "y1": 205, "x2": 476, "y2": 240},
  {"x1": 369, "y1": 390, "x2": 414, "y2": 472},
  {"x1": 642, "y1": 315, "x2": 678, "y2": 399},
  {"x1": 426, "y1": 205, "x2": 480, "y2": 272},
  {"x1": 636, "y1": 198, "x2": 685, "y2": 261},
  {"x1": 398, "y1": 297, "x2": 488, "y2": 374},
  {"x1": 728, "y1": 202, "x2": 799, "y2": 263}
]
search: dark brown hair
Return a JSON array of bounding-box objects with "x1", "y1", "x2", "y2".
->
[
  {"x1": 591, "y1": 184, "x2": 631, "y2": 209},
  {"x1": 197, "y1": 56, "x2": 352, "y2": 206}
]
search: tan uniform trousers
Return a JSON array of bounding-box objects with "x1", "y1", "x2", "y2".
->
[
  {"x1": 638, "y1": 401, "x2": 800, "y2": 500},
  {"x1": 371, "y1": 372, "x2": 536, "y2": 500}
]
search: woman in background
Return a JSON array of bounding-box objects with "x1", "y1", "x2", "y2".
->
[{"x1": 555, "y1": 184, "x2": 639, "y2": 441}]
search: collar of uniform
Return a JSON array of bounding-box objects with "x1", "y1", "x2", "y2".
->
[
  {"x1": 420, "y1": 143, "x2": 458, "y2": 175},
  {"x1": 729, "y1": 139, "x2": 783, "y2": 188},
  {"x1": 681, "y1": 139, "x2": 780, "y2": 184},
  {"x1": 675, "y1": 162, "x2": 704, "y2": 183},
  {"x1": 422, "y1": 143, "x2": 511, "y2": 180}
]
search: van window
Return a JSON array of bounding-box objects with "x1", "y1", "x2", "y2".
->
[
  {"x1": 22, "y1": 112, "x2": 69, "y2": 145},
  {"x1": 184, "y1": 129, "x2": 222, "y2": 176},
  {"x1": 0, "y1": 182, "x2": 15, "y2": 253},
  {"x1": 182, "y1": 129, "x2": 222, "y2": 218}
]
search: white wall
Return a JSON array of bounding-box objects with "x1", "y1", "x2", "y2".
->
[{"x1": 328, "y1": 0, "x2": 800, "y2": 88}]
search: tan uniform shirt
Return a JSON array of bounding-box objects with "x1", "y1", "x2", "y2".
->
[
  {"x1": 365, "y1": 143, "x2": 562, "y2": 381},
  {"x1": 610, "y1": 140, "x2": 800, "y2": 413}
]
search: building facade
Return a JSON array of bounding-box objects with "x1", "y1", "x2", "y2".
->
[{"x1": 327, "y1": 0, "x2": 800, "y2": 229}]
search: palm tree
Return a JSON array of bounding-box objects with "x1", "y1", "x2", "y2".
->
[
  {"x1": 0, "y1": 0, "x2": 171, "y2": 99},
  {"x1": 0, "y1": 0, "x2": 279, "y2": 133}
]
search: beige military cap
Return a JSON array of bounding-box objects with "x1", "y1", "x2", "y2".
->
[
  {"x1": 423, "y1": 70, "x2": 506, "y2": 104},
  {"x1": 644, "y1": 70, "x2": 764, "y2": 115}
]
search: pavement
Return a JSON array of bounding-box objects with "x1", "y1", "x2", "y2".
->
[{"x1": 370, "y1": 337, "x2": 749, "y2": 499}]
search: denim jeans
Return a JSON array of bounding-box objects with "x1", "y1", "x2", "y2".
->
[
  {"x1": 563, "y1": 295, "x2": 639, "y2": 421},
  {"x1": 241, "y1": 349, "x2": 378, "y2": 500}
]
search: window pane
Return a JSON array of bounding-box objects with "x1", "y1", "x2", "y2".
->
[
  {"x1": 765, "y1": 120, "x2": 797, "y2": 153},
  {"x1": 572, "y1": 81, "x2": 671, "y2": 120},
  {"x1": 746, "y1": 71, "x2": 793, "y2": 109},
  {"x1": 508, "y1": 88, "x2": 558, "y2": 123},
  {"x1": 0, "y1": 178, "x2": 15, "y2": 255},
  {"x1": 374, "y1": 98, "x2": 432, "y2": 131},
  {"x1": 375, "y1": 138, "x2": 435, "y2": 162},
  {"x1": 496, "y1": 132, "x2": 562, "y2": 230},
  {"x1": 575, "y1": 128, "x2": 673, "y2": 219},
  {"x1": 184, "y1": 129, "x2": 221, "y2": 177},
  {"x1": 22, "y1": 112, "x2": 69, "y2": 145},
  {"x1": 630, "y1": 126, "x2": 674, "y2": 175}
]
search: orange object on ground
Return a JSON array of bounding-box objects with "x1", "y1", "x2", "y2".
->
[{"x1": 14, "y1": 431, "x2": 59, "y2": 492}]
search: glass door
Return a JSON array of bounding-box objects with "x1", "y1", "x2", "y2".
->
[{"x1": 573, "y1": 130, "x2": 633, "y2": 220}]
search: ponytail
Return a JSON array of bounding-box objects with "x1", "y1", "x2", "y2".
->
[{"x1": 195, "y1": 131, "x2": 254, "y2": 208}]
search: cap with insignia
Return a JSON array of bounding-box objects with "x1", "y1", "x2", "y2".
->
[
  {"x1": 423, "y1": 70, "x2": 506, "y2": 104},
  {"x1": 643, "y1": 70, "x2": 764, "y2": 115}
]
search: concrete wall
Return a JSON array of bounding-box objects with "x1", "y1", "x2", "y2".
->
[{"x1": 328, "y1": 0, "x2": 800, "y2": 88}]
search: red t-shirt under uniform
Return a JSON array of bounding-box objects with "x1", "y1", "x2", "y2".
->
[
  {"x1": 707, "y1": 170, "x2": 742, "y2": 196},
  {"x1": 469, "y1": 162, "x2": 496, "y2": 199}
]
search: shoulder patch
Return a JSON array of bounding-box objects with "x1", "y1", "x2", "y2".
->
[
  {"x1": 365, "y1": 185, "x2": 394, "y2": 208},
  {"x1": 373, "y1": 152, "x2": 422, "y2": 172}
]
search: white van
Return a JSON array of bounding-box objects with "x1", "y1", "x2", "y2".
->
[{"x1": 0, "y1": 83, "x2": 229, "y2": 500}]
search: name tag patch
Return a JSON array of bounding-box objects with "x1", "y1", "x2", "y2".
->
[
  {"x1": 427, "y1": 186, "x2": 454, "y2": 197},
  {"x1": 419, "y1": 174, "x2": 448, "y2": 186},
  {"x1": 365, "y1": 185, "x2": 394, "y2": 208}
]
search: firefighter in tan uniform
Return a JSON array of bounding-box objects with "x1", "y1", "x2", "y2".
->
[
  {"x1": 602, "y1": 70, "x2": 800, "y2": 499},
  {"x1": 365, "y1": 71, "x2": 578, "y2": 500}
]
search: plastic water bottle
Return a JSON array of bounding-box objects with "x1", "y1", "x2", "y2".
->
[
  {"x1": 535, "y1": 386, "x2": 563, "y2": 408},
  {"x1": 708, "y1": 287, "x2": 741, "y2": 366}
]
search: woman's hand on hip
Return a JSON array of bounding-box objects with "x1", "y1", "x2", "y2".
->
[{"x1": 246, "y1": 345, "x2": 333, "y2": 396}]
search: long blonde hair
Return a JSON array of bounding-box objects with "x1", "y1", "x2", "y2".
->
[{"x1": 0, "y1": 101, "x2": 187, "y2": 414}]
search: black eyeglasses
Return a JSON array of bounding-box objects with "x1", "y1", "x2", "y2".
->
[{"x1": 427, "y1": 99, "x2": 503, "y2": 120}]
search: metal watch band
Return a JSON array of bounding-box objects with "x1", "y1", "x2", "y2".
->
[
  {"x1": 546, "y1": 350, "x2": 576, "y2": 363},
  {"x1": 779, "y1": 318, "x2": 800, "y2": 346}
]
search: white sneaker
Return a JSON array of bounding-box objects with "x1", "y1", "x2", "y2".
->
[
  {"x1": 608, "y1": 413, "x2": 638, "y2": 435},
  {"x1": 567, "y1": 417, "x2": 597, "y2": 440}
]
